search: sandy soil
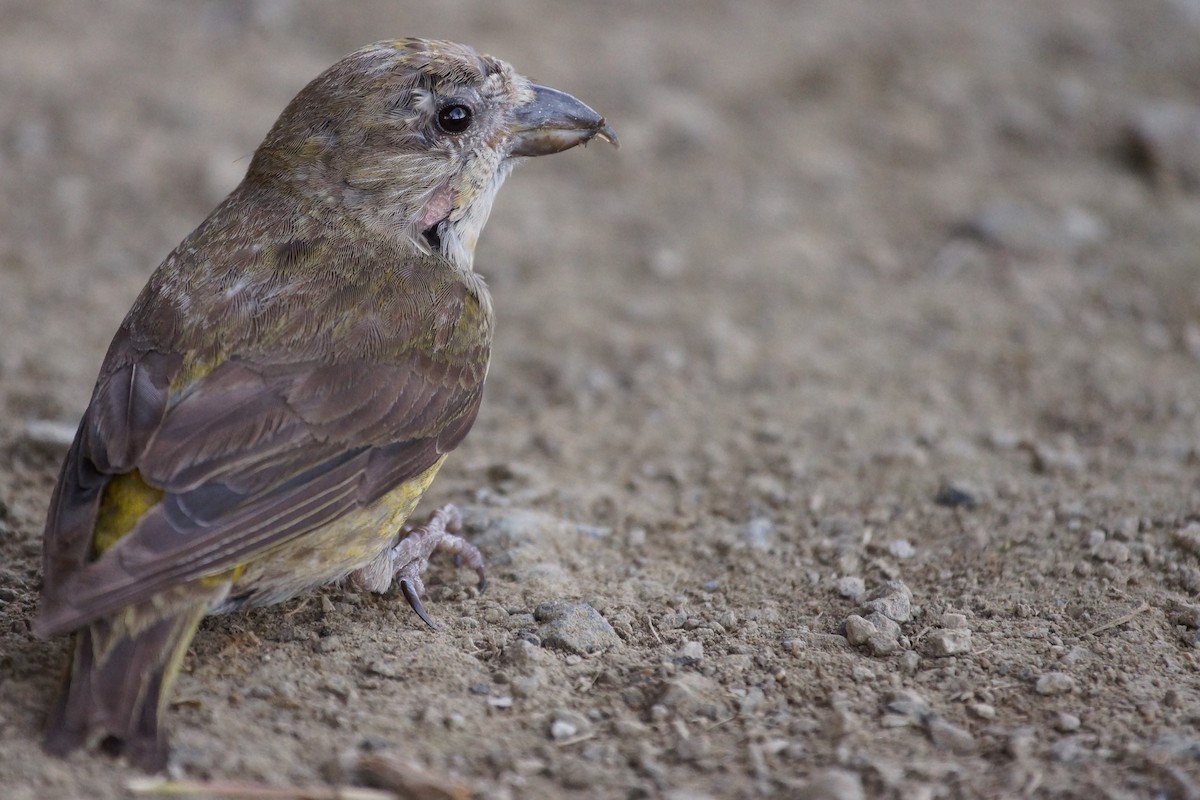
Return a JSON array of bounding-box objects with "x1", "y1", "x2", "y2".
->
[{"x1": 3, "y1": 1, "x2": 1200, "y2": 798}]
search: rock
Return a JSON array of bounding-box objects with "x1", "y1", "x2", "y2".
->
[
  {"x1": 824, "y1": 708, "x2": 860, "y2": 739},
  {"x1": 549, "y1": 709, "x2": 591, "y2": 740},
  {"x1": 655, "y1": 673, "x2": 727, "y2": 720},
  {"x1": 740, "y1": 516, "x2": 774, "y2": 550},
  {"x1": 843, "y1": 612, "x2": 902, "y2": 656},
  {"x1": 1028, "y1": 439, "x2": 1085, "y2": 474},
  {"x1": 1175, "y1": 523, "x2": 1200, "y2": 557},
  {"x1": 1035, "y1": 671, "x2": 1075, "y2": 696},
  {"x1": 837, "y1": 576, "x2": 866, "y2": 600},
  {"x1": 1054, "y1": 712, "x2": 1081, "y2": 732},
  {"x1": 535, "y1": 602, "x2": 620, "y2": 655},
  {"x1": 663, "y1": 791, "x2": 717, "y2": 800},
  {"x1": 925, "y1": 628, "x2": 972, "y2": 657},
  {"x1": 1172, "y1": 603, "x2": 1200, "y2": 630},
  {"x1": 970, "y1": 703, "x2": 996, "y2": 720},
  {"x1": 736, "y1": 687, "x2": 766, "y2": 715},
  {"x1": 859, "y1": 580, "x2": 913, "y2": 623},
  {"x1": 843, "y1": 615, "x2": 874, "y2": 645},
  {"x1": 365, "y1": 659, "x2": 402, "y2": 679},
  {"x1": 1091, "y1": 540, "x2": 1130, "y2": 563},
  {"x1": 461, "y1": 505, "x2": 604, "y2": 566},
  {"x1": 961, "y1": 199, "x2": 1100, "y2": 256},
  {"x1": 934, "y1": 480, "x2": 980, "y2": 509},
  {"x1": 886, "y1": 689, "x2": 930, "y2": 720},
  {"x1": 672, "y1": 640, "x2": 704, "y2": 666},
  {"x1": 887, "y1": 539, "x2": 916, "y2": 559},
  {"x1": 1007, "y1": 727, "x2": 1037, "y2": 760},
  {"x1": 21, "y1": 419, "x2": 78, "y2": 448},
  {"x1": 925, "y1": 715, "x2": 976, "y2": 754},
  {"x1": 510, "y1": 673, "x2": 541, "y2": 699},
  {"x1": 940, "y1": 612, "x2": 968, "y2": 629},
  {"x1": 803, "y1": 768, "x2": 865, "y2": 800},
  {"x1": 500, "y1": 638, "x2": 555, "y2": 673},
  {"x1": 1123, "y1": 100, "x2": 1200, "y2": 190}
]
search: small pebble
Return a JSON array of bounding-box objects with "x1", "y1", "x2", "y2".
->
[
  {"x1": 825, "y1": 709, "x2": 860, "y2": 739},
  {"x1": 22, "y1": 419, "x2": 79, "y2": 448},
  {"x1": 925, "y1": 715, "x2": 976, "y2": 754},
  {"x1": 886, "y1": 689, "x2": 930, "y2": 719},
  {"x1": 838, "y1": 576, "x2": 866, "y2": 600},
  {"x1": 925, "y1": 628, "x2": 972, "y2": 657},
  {"x1": 843, "y1": 612, "x2": 902, "y2": 656},
  {"x1": 859, "y1": 580, "x2": 913, "y2": 623},
  {"x1": 1054, "y1": 712, "x2": 1081, "y2": 732},
  {"x1": 843, "y1": 615, "x2": 875, "y2": 646},
  {"x1": 500, "y1": 639, "x2": 553, "y2": 672},
  {"x1": 803, "y1": 768, "x2": 865, "y2": 800},
  {"x1": 510, "y1": 674, "x2": 541, "y2": 699},
  {"x1": 941, "y1": 612, "x2": 968, "y2": 629},
  {"x1": 1175, "y1": 523, "x2": 1200, "y2": 557},
  {"x1": 737, "y1": 687, "x2": 766, "y2": 715},
  {"x1": 655, "y1": 673, "x2": 728, "y2": 720},
  {"x1": 550, "y1": 719, "x2": 577, "y2": 740},
  {"x1": 1123, "y1": 100, "x2": 1200, "y2": 188},
  {"x1": 934, "y1": 481, "x2": 980, "y2": 509},
  {"x1": 740, "y1": 516, "x2": 774, "y2": 550},
  {"x1": 365, "y1": 659, "x2": 401, "y2": 679},
  {"x1": 1092, "y1": 540, "x2": 1130, "y2": 563},
  {"x1": 887, "y1": 539, "x2": 916, "y2": 559},
  {"x1": 419, "y1": 706, "x2": 444, "y2": 727},
  {"x1": 673, "y1": 640, "x2": 704, "y2": 666},
  {"x1": 664, "y1": 791, "x2": 717, "y2": 800},
  {"x1": 970, "y1": 703, "x2": 996, "y2": 720},
  {"x1": 1036, "y1": 671, "x2": 1075, "y2": 696},
  {"x1": 536, "y1": 601, "x2": 620, "y2": 655},
  {"x1": 962, "y1": 199, "x2": 1099, "y2": 255},
  {"x1": 1007, "y1": 727, "x2": 1037, "y2": 760}
]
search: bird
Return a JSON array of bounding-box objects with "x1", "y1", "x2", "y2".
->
[{"x1": 32, "y1": 37, "x2": 617, "y2": 770}]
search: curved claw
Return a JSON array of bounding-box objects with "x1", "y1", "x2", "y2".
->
[
  {"x1": 475, "y1": 566, "x2": 488, "y2": 594},
  {"x1": 400, "y1": 578, "x2": 438, "y2": 631}
]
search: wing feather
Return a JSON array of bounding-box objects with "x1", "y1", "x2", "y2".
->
[{"x1": 37, "y1": 310, "x2": 486, "y2": 637}]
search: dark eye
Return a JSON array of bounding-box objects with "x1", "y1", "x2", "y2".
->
[{"x1": 437, "y1": 104, "x2": 472, "y2": 134}]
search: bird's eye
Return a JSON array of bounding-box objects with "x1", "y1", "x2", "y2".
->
[{"x1": 437, "y1": 104, "x2": 473, "y2": 134}]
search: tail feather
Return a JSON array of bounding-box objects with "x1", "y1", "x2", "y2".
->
[{"x1": 43, "y1": 607, "x2": 205, "y2": 771}]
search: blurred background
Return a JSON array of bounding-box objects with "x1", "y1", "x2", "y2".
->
[{"x1": 2, "y1": 2, "x2": 1200, "y2": 798}]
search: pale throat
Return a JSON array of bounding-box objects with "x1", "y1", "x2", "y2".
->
[{"x1": 439, "y1": 159, "x2": 517, "y2": 270}]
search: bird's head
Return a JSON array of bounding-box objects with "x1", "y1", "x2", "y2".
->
[{"x1": 247, "y1": 38, "x2": 617, "y2": 268}]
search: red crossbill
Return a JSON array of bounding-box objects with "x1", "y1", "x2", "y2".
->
[{"x1": 33, "y1": 38, "x2": 616, "y2": 770}]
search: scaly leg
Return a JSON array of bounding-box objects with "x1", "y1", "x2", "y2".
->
[{"x1": 351, "y1": 504, "x2": 486, "y2": 629}]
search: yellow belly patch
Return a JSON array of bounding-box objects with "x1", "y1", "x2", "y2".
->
[
  {"x1": 226, "y1": 455, "x2": 449, "y2": 601},
  {"x1": 93, "y1": 470, "x2": 165, "y2": 556}
]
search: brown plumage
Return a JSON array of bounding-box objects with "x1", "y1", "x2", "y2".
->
[{"x1": 34, "y1": 38, "x2": 615, "y2": 769}]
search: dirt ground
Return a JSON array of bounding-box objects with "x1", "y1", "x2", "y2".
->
[{"x1": 2, "y1": 1, "x2": 1200, "y2": 798}]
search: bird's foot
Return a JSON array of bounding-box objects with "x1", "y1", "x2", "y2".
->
[{"x1": 350, "y1": 504, "x2": 486, "y2": 630}]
